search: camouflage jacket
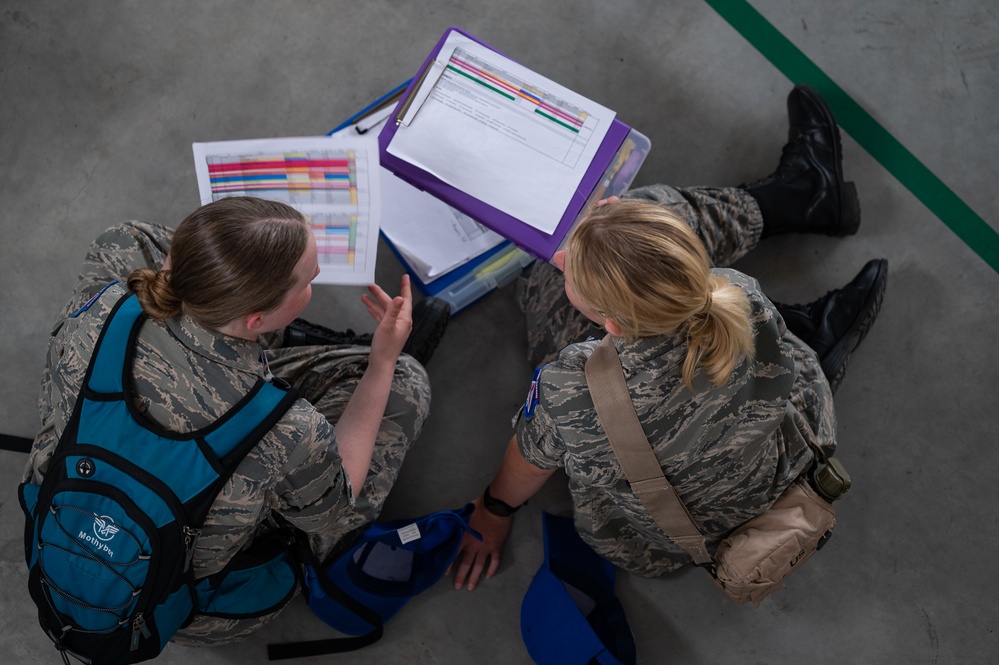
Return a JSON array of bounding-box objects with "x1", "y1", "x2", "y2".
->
[{"x1": 516, "y1": 269, "x2": 821, "y2": 576}]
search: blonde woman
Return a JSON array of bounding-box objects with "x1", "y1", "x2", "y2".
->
[{"x1": 452, "y1": 84, "x2": 887, "y2": 589}]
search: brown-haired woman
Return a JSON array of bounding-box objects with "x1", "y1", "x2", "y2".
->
[{"x1": 24, "y1": 196, "x2": 432, "y2": 644}]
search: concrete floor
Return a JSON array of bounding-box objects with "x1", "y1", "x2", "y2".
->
[{"x1": 2, "y1": 1, "x2": 997, "y2": 663}]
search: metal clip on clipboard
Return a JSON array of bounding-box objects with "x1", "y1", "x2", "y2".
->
[{"x1": 394, "y1": 60, "x2": 447, "y2": 126}]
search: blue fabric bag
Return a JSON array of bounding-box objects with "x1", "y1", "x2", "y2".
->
[
  {"x1": 268, "y1": 504, "x2": 479, "y2": 660},
  {"x1": 521, "y1": 512, "x2": 636, "y2": 665}
]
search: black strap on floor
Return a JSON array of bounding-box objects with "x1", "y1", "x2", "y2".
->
[
  {"x1": 266, "y1": 522, "x2": 384, "y2": 660},
  {"x1": 266, "y1": 565, "x2": 384, "y2": 660},
  {"x1": 0, "y1": 433, "x2": 32, "y2": 454}
]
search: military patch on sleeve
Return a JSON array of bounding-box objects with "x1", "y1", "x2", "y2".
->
[{"x1": 523, "y1": 365, "x2": 544, "y2": 419}]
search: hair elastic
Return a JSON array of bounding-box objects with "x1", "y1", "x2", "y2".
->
[{"x1": 699, "y1": 292, "x2": 713, "y2": 315}]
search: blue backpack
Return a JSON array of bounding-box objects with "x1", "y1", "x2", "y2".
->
[{"x1": 19, "y1": 292, "x2": 301, "y2": 665}]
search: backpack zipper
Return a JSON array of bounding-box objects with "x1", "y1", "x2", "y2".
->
[
  {"x1": 183, "y1": 526, "x2": 201, "y2": 573},
  {"x1": 130, "y1": 612, "x2": 151, "y2": 651}
]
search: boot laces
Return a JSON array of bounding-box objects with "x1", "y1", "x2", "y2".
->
[
  {"x1": 773, "y1": 137, "x2": 809, "y2": 178},
  {"x1": 743, "y1": 138, "x2": 806, "y2": 189}
]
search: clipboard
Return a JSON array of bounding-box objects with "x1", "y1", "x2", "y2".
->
[
  {"x1": 378, "y1": 27, "x2": 645, "y2": 262},
  {"x1": 330, "y1": 87, "x2": 536, "y2": 314}
]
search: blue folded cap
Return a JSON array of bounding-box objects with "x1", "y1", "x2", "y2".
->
[
  {"x1": 521, "y1": 512, "x2": 636, "y2": 665},
  {"x1": 306, "y1": 503, "x2": 478, "y2": 636}
]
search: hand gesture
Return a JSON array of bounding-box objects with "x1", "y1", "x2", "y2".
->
[{"x1": 361, "y1": 274, "x2": 413, "y2": 365}]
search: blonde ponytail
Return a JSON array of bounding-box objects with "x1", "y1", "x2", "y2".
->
[
  {"x1": 682, "y1": 274, "x2": 754, "y2": 388},
  {"x1": 566, "y1": 199, "x2": 755, "y2": 389}
]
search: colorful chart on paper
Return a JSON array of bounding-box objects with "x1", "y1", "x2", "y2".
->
[
  {"x1": 387, "y1": 30, "x2": 615, "y2": 236},
  {"x1": 206, "y1": 150, "x2": 360, "y2": 206},
  {"x1": 192, "y1": 137, "x2": 381, "y2": 285},
  {"x1": 307, "y1": 212, "x2": 361, "y2": 267},
  {"x1": 442, "y1": 46, "x2": 600, "y2": 168}
]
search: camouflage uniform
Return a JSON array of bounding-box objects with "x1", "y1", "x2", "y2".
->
[
  {"x1": 23, "y1": 222, "x2": 431, "y2": 645},
  {"x1": 515, "y1": 185, "x2": 836, "y2": 576}
]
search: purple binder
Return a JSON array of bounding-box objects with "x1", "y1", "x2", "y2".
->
[{"x1": 378, "y1": 27, "x2": 633, "y2": 262}]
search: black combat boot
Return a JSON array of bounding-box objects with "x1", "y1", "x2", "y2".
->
[
  {"x1": 744, "y1": 84, "x2": 861, "y2": 238},
  {"x1": 401, "y1": 296, "x2": 451, "y2": 366},
  {"x1": 775, "y1": 259, "x2": 888, "y2": 393},
  {"x1": 284, "y1": 319, "x2": 373, "y2": 347},
  {"x1": 283, "y1": 297, "x2": 451, "y2": 366}
]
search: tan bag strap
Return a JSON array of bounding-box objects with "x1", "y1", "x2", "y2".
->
[{"x1": 584, "y1": 335, "x2": 713, "y2": 565}]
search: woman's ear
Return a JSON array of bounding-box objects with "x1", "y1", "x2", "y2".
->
[
  {"x1": 245, "y1": 311, "x2": 266, "y2": 333},
  {"x1": 552, "y1": 250, "x2": 567, "y2": 272},
  {"x1": 604, "y1": 318, "x2": 623, "y2": 337},
  {"x1": 215, "y1": 312, "x2": 263, "y2": 342}
]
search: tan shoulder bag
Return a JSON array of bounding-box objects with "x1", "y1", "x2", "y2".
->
[{"x1": 584, "y1": 335, "x2": 842, "y2": 606}]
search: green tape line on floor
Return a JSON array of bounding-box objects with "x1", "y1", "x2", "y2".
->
[{"x1": 705, "y1": 0, "x2": 999, "y2": 274}]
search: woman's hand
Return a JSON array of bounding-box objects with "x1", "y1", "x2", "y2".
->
[
  {"x1": 449, "y1": 497, "x2": 514, "y2": 591},
  {"x1": 448, "y1": 436, "x2": 556, "y2": 589},
  {"x1": 361, "y1": 274, "x2": 413, "y2": 365}
]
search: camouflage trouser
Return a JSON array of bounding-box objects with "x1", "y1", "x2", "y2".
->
[
  {"x1": 518, "y1": 184, "x2": 764, "y2": 367},
  {"x1": 178, "y1": 343, "x2": 430, "y2": 646},
  {"x1": 56, "y1": 222, "x2": 429, "y2": 645},
  {"x1": 263, "y1": 344, "x2": 429, "y2": 545}
]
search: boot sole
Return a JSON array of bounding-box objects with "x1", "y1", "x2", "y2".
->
[
  {"x1": 823, "y1": 259, "x2": 888, "y2": 392},
  {"x1": 835, "y1": 181, "x2": 862, "y2": 236}
]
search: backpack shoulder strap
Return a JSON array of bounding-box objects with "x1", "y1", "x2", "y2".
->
[
  {"x1": 85, "y1": 292, "x2": 145, "y2": 395},
  {"x1": 69, "y1": 289, "x2": 300, "y2": 512},
  {"x1": 203, "y1": 380, "x2": 300, "y2": 470},
  {"x1": 584, "y1": 335, "x2": 712, "y2": 565}
]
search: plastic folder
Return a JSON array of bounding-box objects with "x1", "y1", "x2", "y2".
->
[
  {"x1": 378, "y1": 27, "x2": 647, "y2": 262},
  {"x1": 383, "y1": 236, "x2": 533, "y2": 314}
]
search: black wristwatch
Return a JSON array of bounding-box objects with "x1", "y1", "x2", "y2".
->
[{"x1": 482, "y1": 484, "x2": 522, "y2": 518}]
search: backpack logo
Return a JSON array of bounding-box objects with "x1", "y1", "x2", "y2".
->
[
  {"x1": 93, "y1": 515, "x2": 120, "y2": 541},
  {"x1": 77, "y1": 516, "x2": 117, "y2": 559}
]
